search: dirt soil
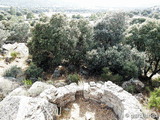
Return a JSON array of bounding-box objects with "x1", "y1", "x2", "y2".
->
[{"x1": 58, "y1": 96, "x2": 118, "y2": 120}]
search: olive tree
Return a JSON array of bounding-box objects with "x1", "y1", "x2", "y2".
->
[
  {"x1": 125, "y1": 19, "x2": 160, "y2": 83},
  {"x1": 29, "y1": 14, "x2": 70, "y2": 70},
  {"x1": 94, "y1": 12, "x2": 126, "y2": 49},
  {"x1": 29, "y1": 14, "x2": 93, "y2": 70},
  {"x1": 68, "y1": 19, "x2": 93, "y2": 66},
  {"x1": 85, "y1": 45, "x2": 145, "y2": 80}
]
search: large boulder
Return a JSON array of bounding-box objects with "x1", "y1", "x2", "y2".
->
[
  {"x1": 28, "y1": 81, "x2": 54, "y2": 97},
  {"x1": 122, "y1": 78, "x2": 145, "y2": 93},
  {"x1": 0, "y1": 77, "x2": 20, "y2": 101},
  {"x1": 52, "y1": 66, "x2": 65, "y2": 78},
  {"x1": 134, "y1": 93, "x2": 146, "y2": 103},
  {"x1": 0, "y1": 96, "x2": 58, "y2": 120},
  {"x1": 2, "y1": 43, "x2": 29, "y2": 58},
  {"x1": 7, "y1": 87, "x2": 28, "y2": 98},
  {"x1": 40, "y1": 83, "x2": 78, "y2": 107}
]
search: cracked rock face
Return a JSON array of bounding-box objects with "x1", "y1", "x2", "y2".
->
[
  {"x1": 0, "y1": 81, "x2": 145, "y2": 120},
  {"x1": 0, "y1": 96, "x2": 58, "y2": 120}
]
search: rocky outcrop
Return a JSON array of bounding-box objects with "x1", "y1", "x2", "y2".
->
[
  {"x1": 0, "y1": 96, "x2": 58, "y2": 120},
  {"x1": 0, "y1": 81, "x2": 145, "y2": 120},
  {"x1": 0, "y1": 77, "x2": 20, "y2": 101},
  {"x1": 40, "y1": 83, "x2": 78, "y2": 107},
  {"x1": 28, "y1": 81, "x2": 53, "y2": 97},
  {"x1": 2, "y1": 43, "x2": 29, "y2": 58},
  {"x1": 6, "y1": 87, "x2": 28, "y2": 98},
  {"x1": 122, "y1": 78, "x2": 145, "y2": 92}
]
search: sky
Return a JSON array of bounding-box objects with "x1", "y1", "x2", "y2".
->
[{"x1": 65, "y1": 0, "x2": 160, "y2": 8}]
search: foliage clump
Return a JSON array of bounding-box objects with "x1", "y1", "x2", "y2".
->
[
  {"x1": 67, "y1": 74, "x2": 80, "y2": 84},
  {"x1": 3, "y1": 66, "x2": 22, "y2": 78},
  {"x1": 22, "y1": 79, "x2": 33, "y2": 86},
  {"x1": 148, "y1": 88, "x2": 160, "y2": 111},
  {"x1": 10, "y1": 51, "x2": 20, "y2": 60},
  {"x1": 25, "y1": 63, "x2": 43, "y2": 82},
  {"x1": 28, "y1": 14, "x2": 93, "y2": 70},
  {"x1": 101, "y1": 67, "x2": 123, "y2": 85},
  {"x1": 125, "y1": 19, "x2": 160, "y2": 81}
]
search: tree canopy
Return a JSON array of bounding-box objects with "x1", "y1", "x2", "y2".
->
[
  {"x1": 125, "y1": 19, "x2": 160, "y2": 81},
  {"x1": 93, "y1": 12, "x2": 126, "y2": 49},
  {"x1": 29, "y1": 14, "x2": 93, "y2": 70}
]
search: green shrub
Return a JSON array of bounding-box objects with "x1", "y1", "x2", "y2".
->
[
  {"x1": 152, "y1": 77, "x2": 160, "y2": 88},
  {"x1": 25, "y1": 63, "x2": 43, "y2": 81},
  {"x1": 22, "y1": 79, "x2": 33, "y2": 86},
  {"x1": 67, "y1": 74, "x2": 80, "y2": 84},
  {"x1": 148, "y1": 88, "x2": 160, "y2": 111},
  {"x1": 125, "y1": 85, "x2": 137, "y2": 94},
  {"x1": 3, "y1": 66, "x2": 22, "y2": 78},
  {"x1": 101, "y1": 67, "x2": 123, "y2": 85},
  {"x1": 10, "y1": 51, "x2": 20, "y2": 59},
  {"x1": 85, "y1": 48, "x2": 107, "y2": 74},
  {"x1": 145, "y1": 86, "x2": 151, "y2": 93}
]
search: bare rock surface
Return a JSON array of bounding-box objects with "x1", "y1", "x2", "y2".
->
[
  {"x1": 0, "y1": 77, "x2": 20, "y2": 101},
  {"x1": 28, "y1": 81, "x2": 53, "y2": 97},
  {"x1": 2, "y1": 43, "x2": 29, "y2": 58},
  {"x1": 0, "y1": 96, "x2": 58, "y2": 120},
  {"x1": 40, "y1": 83, "x2": 78, "y2": 107},
  {"x1": 7, "y1": 87, "x2": 28, "y2": 97}
]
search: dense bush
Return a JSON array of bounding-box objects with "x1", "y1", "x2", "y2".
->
[
  {"x1": 29, "y1": 14, "x2": 93, "y2": 70},
  {"x1": 0, "y1": 22, "x2": 10, "y2": 46},
  {"x1": 148, "y1": 88, "x2": 160, "y2": 111},
  {"x1": 105, "y1": 45, "x2": 145, "y2": 79},
  {"x1": 67, "y1": 74, "x2": 80, "y2": 84},
  {"x1": 25, "y1": 63, "x2": 43, "y2": 82},
  {"x1": 3, "y1": 66, "x2": 22, "y2": 78},
  {"x1": 101, "y1": 67, "x2": 123, "y2": 85},
  {"x1": 93, "y1": 12, "x2": 126, "y2": 49},
  {"x1": 22, "y1": 79, "x2": 33, "y2": 86},
  {"x1": 7, "y1": 22, "x2": 30, "y2": 43},
  {"x1": 67, "y1": 19, "x2": 93, "y2": 66},
  {"x1": 85, "y1": 44, "x2": 145, "y2": 80},
  {"x1": 125, "y1": 19, "x2": 160, "y2": 82},
  {"x1": 85, "y1": 48, "x2": 107, "y2": 74},
  {"x1": 125, "y1": 84, "x2": 137, "y2": 94},
  {"x1": 130, "y1": 17, "x2": 146, "y2": 25}
]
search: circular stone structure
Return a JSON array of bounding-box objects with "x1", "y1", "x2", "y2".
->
[{"x1": 40, "y1": 81, "x2": 145, "y2": 120}]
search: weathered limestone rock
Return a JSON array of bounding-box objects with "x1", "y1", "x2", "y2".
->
[
  {"x1": 103, "y1": 81, "x2": 144, "y2": 120},
  {"x1": 134, "y1": 93, "x2": 146, "y2": 103},
  {"x1": 7, "y1": 87, "x2": 28, "y2": 97},
  {"x1": 2, "y1": 43, "x2": 29, "y2": 58},
  {"x1": 0, "y1": 77, "x2": 20, "y2": 101},
  {"x1": 40, "y1": 83, "x2": 78, "y2": 107},
  {"x1": 122, "y1": 78, "x2": 145, "y2": 92},
  {"x1": 28, "y1": 81, "x2": 53, "y2": 97},
  {"x1": 0, "y1": 96, "x2": 58, "y2": 120}
]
